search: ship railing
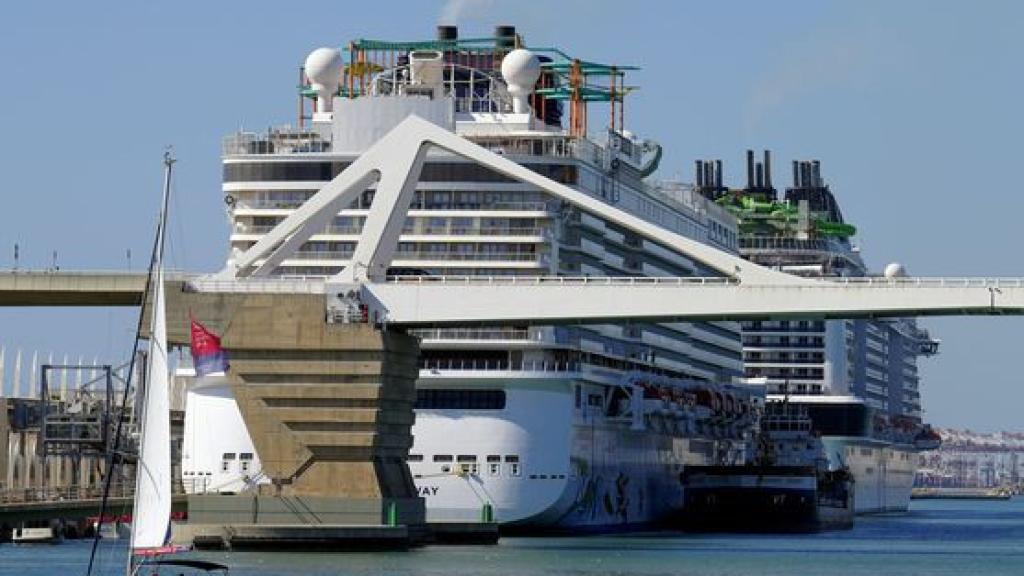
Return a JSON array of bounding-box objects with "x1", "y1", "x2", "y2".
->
[
  {"x1": 222, "y1": 128, "x2": 329, "y2": 156},
  {"x1": 420, "y1": 359, "x2": 581, "y2": 373},
  {"x1": 740, "y1": 237, "x2": 844, "y2": 252},
  {"x1": 410, "y1": 328, "x2": 535, "y2": 342},
  {"x1": 385, "y1": 275, "x2": 737, "y2": 286},
  {"x1": 234, "y1": 199, "x2": 309, "y2": 210},
  {"x1": 390, "y1": 251, "x2": 543, "y2": 262},
  {"x1": 185, "y1": 277, "x2": 325, "y2": 294},
  {"x1": 291, "y1": 250, "x2": 356, "y2": 260},
  {"x1": 821, "y1": 277, "x2": 1024, "y2": 287},
  {"x1": 237, "y1": 225, "x2": 549, "y2": 238},
  {"x1": 411, "y1": 201, "x2": 555, "y2": 212},
  {"x1": 420, "y1": 226, "x2": 548, "y2": 237}
]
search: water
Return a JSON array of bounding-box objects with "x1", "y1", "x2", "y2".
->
[{"x1": 3, "y1": 499, "x2": 1023, "y2": 575}]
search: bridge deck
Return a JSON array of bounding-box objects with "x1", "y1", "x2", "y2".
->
[{"x1": 0, "y1": 271, "x2": 149, "y2": 306}]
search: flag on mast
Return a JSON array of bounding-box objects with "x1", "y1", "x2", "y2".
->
[{"x1": 190, "y1": 318, "x2": 229, "y2": 377}]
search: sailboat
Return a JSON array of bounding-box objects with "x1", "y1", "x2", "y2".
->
[{"x1": 86, "y1": 152, "x2": 228, "y2": 576}]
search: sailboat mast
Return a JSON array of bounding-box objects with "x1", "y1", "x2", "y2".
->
[{"x1": 126, "y1": 151, "x2": 175, "y2": 576}]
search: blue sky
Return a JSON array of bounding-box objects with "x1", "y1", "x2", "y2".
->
[{"x1": 0, "y1": 1, "x2": 1021, "y2": 431}]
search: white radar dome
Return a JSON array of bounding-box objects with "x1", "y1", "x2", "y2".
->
[
  {"x1": 501, "y1": 49, "x2": 541, "y2": 114},
  {"x1": 884, "y1": 262, "x2": 908, "y2": 279},
  {"x1": 304, "y1": 47, "x2": 343, "y2": 113}
]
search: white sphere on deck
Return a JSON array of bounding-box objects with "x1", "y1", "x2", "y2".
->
[
  {"x1": 501, "y1": 48, "x2": 541, "y2": 114},
  {"x1": 304, "y1": 47, "x2": 343, "y2": 112},
  {"x1": 884, "y1": 262, "x2": 908, "y2": 278},
  {"x1": 501, "y1": 48, "x2": 542, "y2": 93}
]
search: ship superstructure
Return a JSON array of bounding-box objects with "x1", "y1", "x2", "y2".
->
[
  {"x1": 695, "y1": 152, "x2": 941, "y2": 513},
  {"x1": 184, "y1": 25, "x2": 759, "y2": 530}
]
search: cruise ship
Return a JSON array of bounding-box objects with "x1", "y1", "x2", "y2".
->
[
  {"x1": 693, "y1": 152, "x2": 941, "y2": 513},
  {"x1": 181, "y1": 25, "x2": 761, "y2": 531}
]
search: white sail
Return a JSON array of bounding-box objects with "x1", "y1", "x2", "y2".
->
[{"x1": 131, "y1": 264, "x2": 172, "y2": 552}]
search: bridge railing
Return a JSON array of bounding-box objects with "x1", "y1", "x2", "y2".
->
[
  {"x1": 0, "y1": 482, "x2": 133, "y2": 504},
  {"x1": 0, "y1": 269, "x2": 191, "y2": 279},
  {"x1": 185, "y1": 278, "x2": 326, "y2": 294},
  {"x1": 385, "y1": 275, "x2": 738, "y2": 286},
  {"x1": 0, "y1": 480, "x2": 187, "y2": 505},
  {"x1": 821, "y1": 277, "x2": 1024, "y2": 287}
]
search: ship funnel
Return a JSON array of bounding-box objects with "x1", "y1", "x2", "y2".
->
[
  {"x1": 495, "y1": 25, "x2": 517, "y2": 49},
  {"x1": 437, "y1": 25, "x2": 458, "y2": 41},
  {"x1": 746, "y1": 150, "x2": 754, "y2": 190},
  {"x1": 501, "y1": 48, "x2": 541, "y2": 114},
  {"x1": 304, "y1": 47, "x2": 343, "y2": 115}
]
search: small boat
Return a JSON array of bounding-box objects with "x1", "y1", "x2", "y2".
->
[{"x1": 12, "y1": 521, "x2": 63, "y2": 544}]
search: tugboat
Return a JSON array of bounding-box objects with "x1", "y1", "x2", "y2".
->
[{"x1": 677, "y1": 400, "x2": 854, "y2": 532}]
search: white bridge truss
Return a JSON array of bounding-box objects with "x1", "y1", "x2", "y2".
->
[{"x1": 221, "y1": 115, "x2": 1024, "y2": 326}]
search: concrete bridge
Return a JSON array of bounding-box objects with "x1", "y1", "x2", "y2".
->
[{"x1": 0, "y1": 271, "x2": 150, "y2": 307}]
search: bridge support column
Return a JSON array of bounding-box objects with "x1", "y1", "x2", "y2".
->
[{"x1": 177, "y1": 294, "x2": 425, "y2": 548}]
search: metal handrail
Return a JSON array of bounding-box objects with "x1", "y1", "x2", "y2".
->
[
  {"x1": 420, "y1": 359, "x2": 581, "y2": 372},
  {"x1": 386, "y1": 275, "x2": 738, "y2": 286},
  {"x1": 185, "y1": 278, "x2": 326, "y2": 294},
  {"x1": 821, "y1": 277, "x2": 1024, "y2": 287},
  {"x1": 410, "y1": 328, "x2": 534, "y2": 341}
]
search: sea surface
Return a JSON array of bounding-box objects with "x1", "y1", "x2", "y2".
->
[{"x1": 2, "y1": 498, "x2": 1023, "y2": 575}]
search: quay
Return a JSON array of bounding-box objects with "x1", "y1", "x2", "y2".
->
[{"x1": 911, "y1": 488, "x2": 1013, "y2": 501}]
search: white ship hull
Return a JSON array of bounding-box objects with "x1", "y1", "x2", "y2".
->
[
  {"x1": 823, "y1": 437, "x2": 917, "y2": 514},
  {"x1": 409, "y1": 378, "x2": 742, "y2": 531}
]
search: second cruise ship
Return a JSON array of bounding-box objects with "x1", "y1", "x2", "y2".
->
[{"x1": 694, "y1": 151, "x2": 942, "y2": 513}]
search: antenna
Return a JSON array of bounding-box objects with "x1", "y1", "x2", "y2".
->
[
  {"x1": 304, "y1": 48, "x2": 343, "y2": 116},
  {"x1": 501, "y1": 49, "x2": 541, "y2": 115}
]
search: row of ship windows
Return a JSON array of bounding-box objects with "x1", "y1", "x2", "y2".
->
[
  {"x1": 743, "y1": 337, "x2": 825, "y2": 348},
  {"x1": 847, "y1": 447, "x2": 914, "y2": 462},
  {"x1": 408, "y1": 454, "x2": 522, "y2": 477},
  {"x1": 415, "y1": 389, "x2": 506, "y2": 410},
  {"x1": 182, "y1": 452, "x2": 254, "y2": 476},
  {"x1": 743, "y1": 320, "x2": 827, "y2": 332},
  {"x1": 224, "y1": 162, "x2": 579, "y2": 185},
  {"x1": 765, "y1": 383, "x2": 824, "y2": 394},
  {"x1": 746, "y1": 368, "x2": 825, "y2": 378}
]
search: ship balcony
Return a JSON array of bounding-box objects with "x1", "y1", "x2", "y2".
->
[
  {"x1": 741, "y1": 341, "x2": 826, "y2": 350},
  {"x1": 743, "y1": 358, "x2": 826, "y2": 366},
  {"x1": 410, "y1": 328, "x2": 554, "y2": 349},
  {"x1": 418, "y1": 358, "x2": 582, "y2": 379},
  {"x1": 232, "y1": 204, "x2": 557, "y2": 221},
  {"x1": 222, "y1": 128, "x2": 330, "y2": 157}
]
